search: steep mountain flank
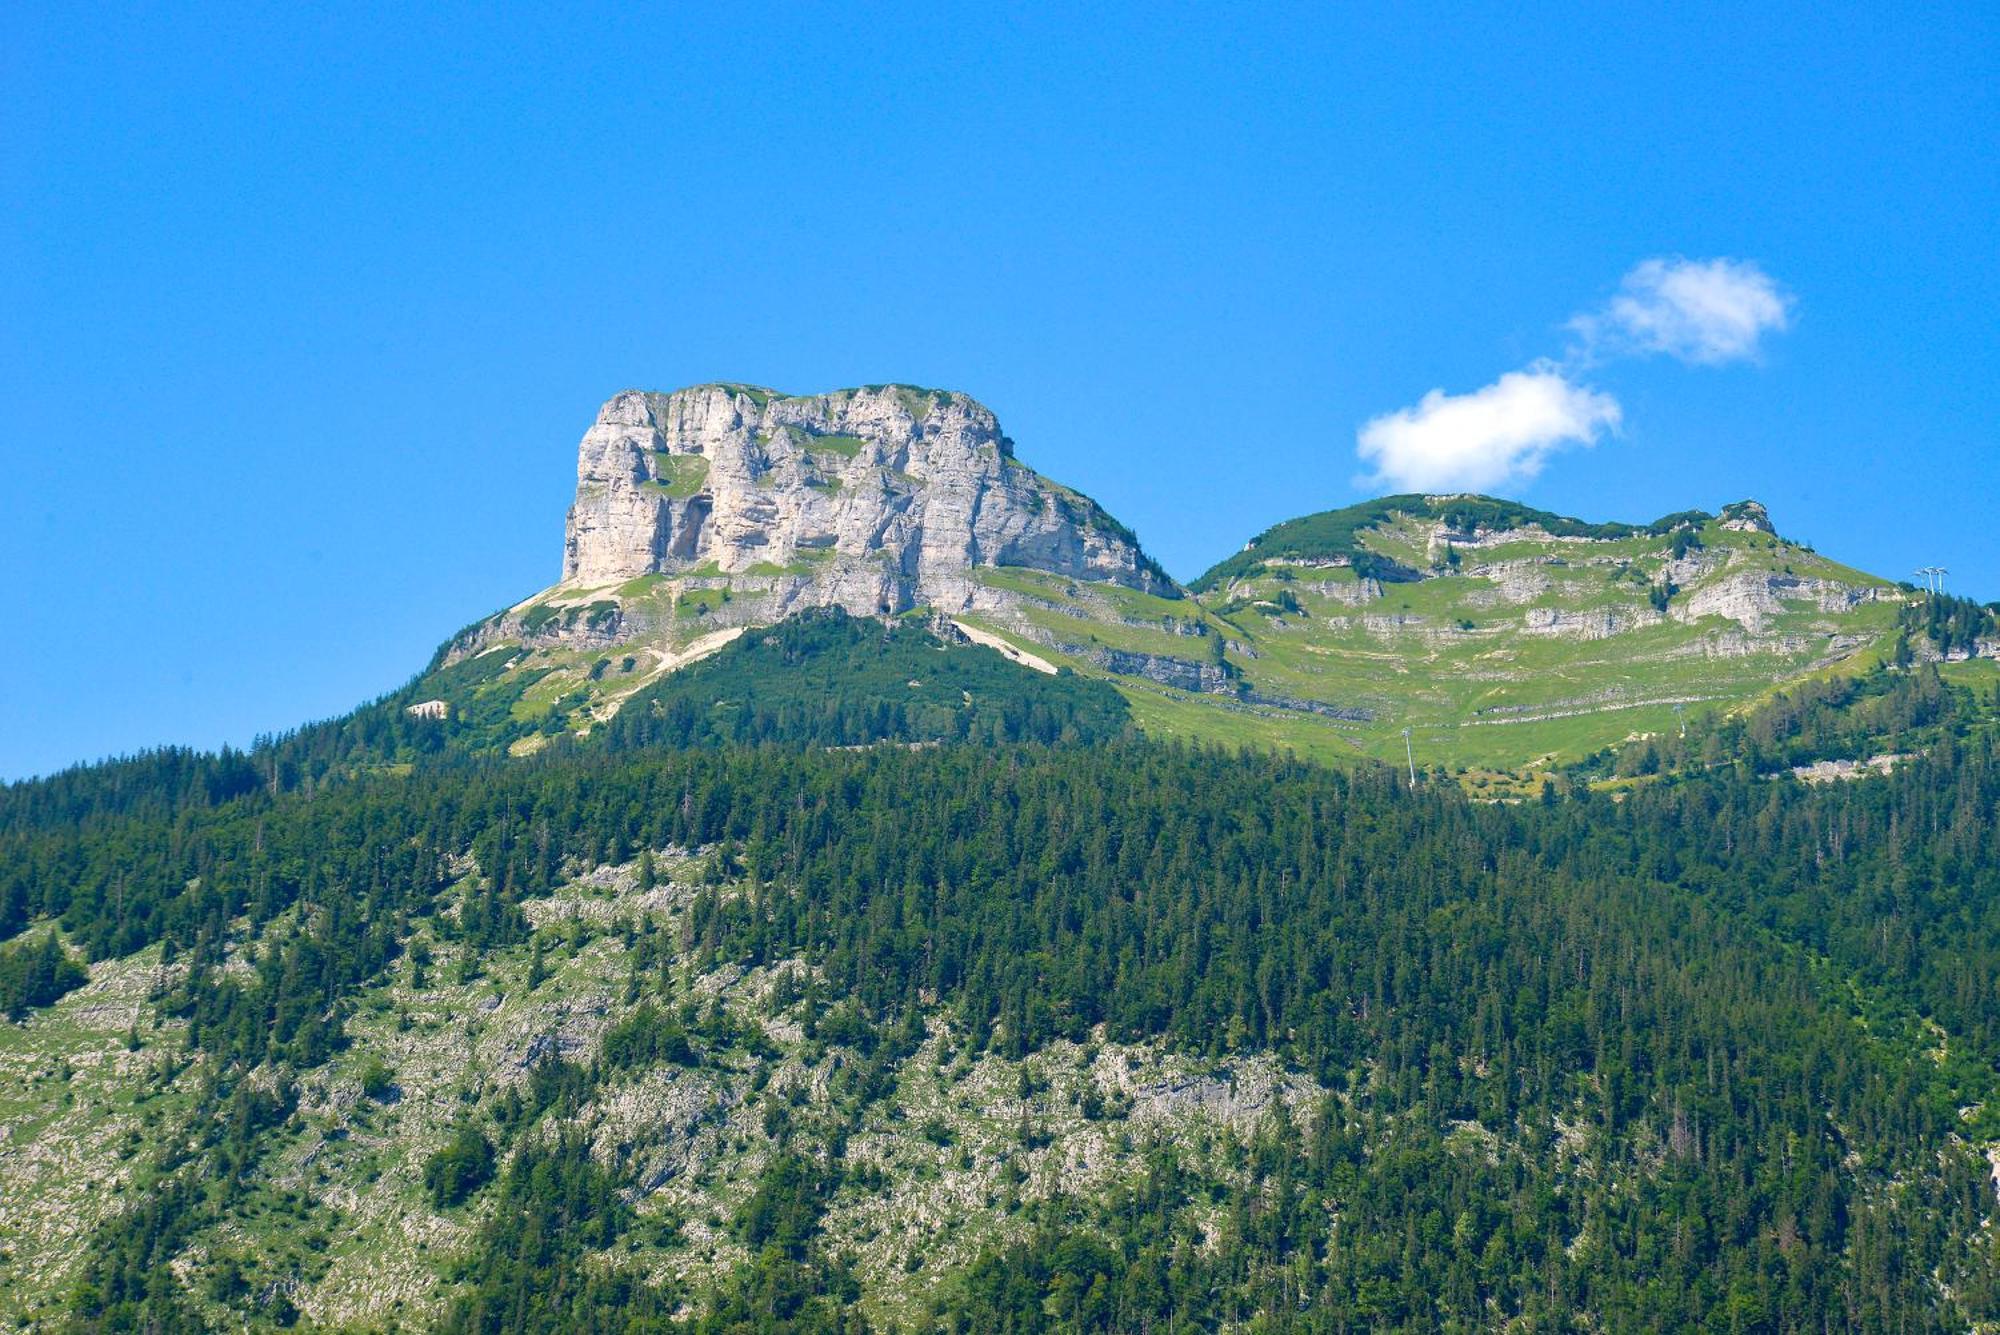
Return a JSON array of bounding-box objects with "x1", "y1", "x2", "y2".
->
[{"x1": 9, "y1": 723, "x2": 2000, "y2": 1329}]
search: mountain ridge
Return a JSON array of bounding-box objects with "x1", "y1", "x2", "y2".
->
[
  {"x1": 1191, "y1": 493, "x2": 1775, "y2": 592},
  {"x1": 385, "y1": 381, "x2": 1984, "y2": 773}
]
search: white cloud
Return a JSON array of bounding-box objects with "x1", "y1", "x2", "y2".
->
[
  {"x1": 1574, "y1": 256, "x2": 1792, "y2": 366},
  {"x1": 1356, "y1": 365, "x2": 1622, "y2": 493},
  {"x1": 1350, "y1": 256, "x2": 1790, "y2": 495}
]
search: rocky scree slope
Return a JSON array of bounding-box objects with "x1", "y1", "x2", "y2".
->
[{"x1": 0, "y1": 847, "x2": 1328, "y2": 1331}]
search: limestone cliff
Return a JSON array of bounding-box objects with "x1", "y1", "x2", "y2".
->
[{"x1": 561, "y1": 383, "x2": 1172, "y2": 614}]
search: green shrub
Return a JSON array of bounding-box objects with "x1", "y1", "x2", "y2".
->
[
  {"x1": 358, "y1": 1056, "x2": 395, "y2": 1101},
  {"x1": 0, "y1": 933, "x2": 87, "y2": 1021},
  {"x1": 600, "y1": 1003, "x2": 696, "y2": 1071},
  {"x1": 423, "y1": 1125, "x2": 495, "y2": 1208}
]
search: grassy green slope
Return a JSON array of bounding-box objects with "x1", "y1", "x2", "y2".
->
[
  {"x1": 1174, "y1": 500, "x2": 1902, "y2": 769},
  {"x1": 377, "y1": 494, "x2": 1923, "y2": 776},
  {"x1": 942, "y1": 498, "x2": 1908, "y2": 772}
]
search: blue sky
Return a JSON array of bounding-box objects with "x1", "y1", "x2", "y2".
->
[{"x1": 3, "y1": 2, "x2": 1995, "y2": 779}]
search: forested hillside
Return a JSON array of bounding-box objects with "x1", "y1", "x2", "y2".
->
[{"x1": 3, "y1": 655, "x2": 1999, "y2": 1330}]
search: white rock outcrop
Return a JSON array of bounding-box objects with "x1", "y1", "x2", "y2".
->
[
  {"x1": 1673, "y1": 572, "x2": 1884, "y2": 634},
  {"x1": 1523, "y1": 607, "x2": 1661, "y2": 640},
  {"x1": 1719, "y1": 499, "x2": 1776, "y2": 533}
]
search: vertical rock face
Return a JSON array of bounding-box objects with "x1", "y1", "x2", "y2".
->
[{"x1": 562, "y1": 384, "x2": 1172, "y2": 615}]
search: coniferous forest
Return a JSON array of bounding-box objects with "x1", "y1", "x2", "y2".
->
[{"x1": 4, "y1": 622, "x2": 1999, "y2": 1331}]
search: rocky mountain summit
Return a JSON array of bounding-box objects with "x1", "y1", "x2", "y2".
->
[
  {"x1": 563, "y1": 382, "x2": 1172, "y2": 614},
  {"x1": 427, "y1": 383, "x2": 1213, "y2": 745}
]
